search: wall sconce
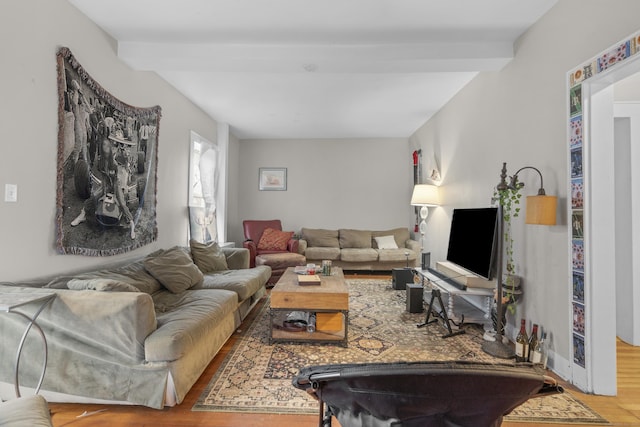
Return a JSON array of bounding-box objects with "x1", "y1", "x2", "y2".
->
[
  {"x1": 410, "y1": 184, "x2": 440, "y2": 252},
  {"x1": 503, "y1": 164, "x2": 557, "y2": 226},
  {"x1": 482, "y1": 162, "x2": 557, "y2": 359}
]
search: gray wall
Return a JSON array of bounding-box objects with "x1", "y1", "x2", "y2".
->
[
  {"x1": 615, "y1": 73, "x2": 640, "y2": 102},
  {"x1": 231, "y1": 138, "x2": 412, "y2": 244},
  {"x1": 227, "y1": 132, "x2": 242, "y2": 245},
  {"x1": 0, "y1": 0, "x2": 217, "y2": 281},
  {"x1": 614, "y1": 117, "x2": 633, "y2": 344},
  {"x1": 409, "y1": 0, "x2": 640, "y2": 373}
]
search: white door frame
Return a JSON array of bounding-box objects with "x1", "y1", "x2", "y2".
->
[{"x1": 572, "y1": 52, "x2": 640, "y2": 395}]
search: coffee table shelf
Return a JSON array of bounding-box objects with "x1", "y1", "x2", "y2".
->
[
  {"x1": 270, "y1": 310, "x2": 347, "y2": 343},
  {"x1": 270, "y1": 267, "x2": 349, "y2": 347}
]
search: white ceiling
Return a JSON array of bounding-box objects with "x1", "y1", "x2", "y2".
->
[{"x1": 68, "y1": 0, "x2": 558, "y2": 139}]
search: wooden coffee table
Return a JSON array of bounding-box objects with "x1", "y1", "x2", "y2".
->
[{"x1": 270, "y1": 267, "x2": 349, "y2": 346}]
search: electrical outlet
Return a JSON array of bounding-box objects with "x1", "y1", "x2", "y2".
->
[{"x1": 5, "y1": 184, "x2": 17, "y2": 202}]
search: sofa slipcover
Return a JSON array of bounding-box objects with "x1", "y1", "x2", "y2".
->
[
  {"x1": 0, "y1": 247, "x2": 269, "y2": 409},
  {"x1": 0, "y1": 395, "x2": 53, "y2": 427}
]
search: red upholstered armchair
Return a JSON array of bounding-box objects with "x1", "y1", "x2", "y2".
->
[
  {"x1": 243, "y1": 220, "x2": 306, "y2": 285},
  {"x1": 242, "y1": 219, "x2": 307, "y2": 285},
  {"x1": 242, "y1": 219, "x2": 301, "y2": 268}
]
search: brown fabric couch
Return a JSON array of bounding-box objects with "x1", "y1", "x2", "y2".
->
[{"x1": 298, "y1": 228, "x2": 420, "y2": 270}]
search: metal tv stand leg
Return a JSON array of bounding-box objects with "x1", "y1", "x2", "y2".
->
[{"x1": 417, "y1": 288, "x2": 465, "y2": 339}]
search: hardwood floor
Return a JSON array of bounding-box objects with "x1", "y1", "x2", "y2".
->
[{"x1": 47, "y1": 276, "x2": 640, "y2": 426}]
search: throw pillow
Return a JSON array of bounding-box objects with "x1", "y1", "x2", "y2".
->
[
  {"x1": 339, "y1": 229, "x2": 372, "y2": 248},
  {"x1": 257, "y1": 228, "x2": 293, "y2": 251},
  {"x1": 372, "y1": 228, "x2": 410, "y2": 248},
  {"x1": 189, "y1": 240, "x2": 229, "y2": 273},
  {"x1": 67, "y1": 278, "x2": 140, "y2": 292},
  {"x1": 301, "y1": 228, "x2": 340, "y2": 247},
  {"x1": 374, "y1": 235, "x2": 399, "y2": 249},
  {"x1": 144, "y1": 247, "x2": 204, "y2": 293}
]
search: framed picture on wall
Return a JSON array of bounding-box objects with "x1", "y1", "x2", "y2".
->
[{"x1": 259, "y1": 167, "x2": 287, "y2": 191}]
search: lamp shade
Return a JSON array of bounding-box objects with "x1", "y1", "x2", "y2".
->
[
  {"x1": 525, "y1": 195, "x2": 557, "y2": 225},
  {"x1": 411, "y1": 184, "x2": 440, "y2": 206}
]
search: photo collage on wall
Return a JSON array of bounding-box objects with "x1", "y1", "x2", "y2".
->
[
  {"x1": 569, "y1": 69, "x2": 586, "y2": 367},
  {"x1": 567, "y1": 33, "x2": 640, "y2": 369}
]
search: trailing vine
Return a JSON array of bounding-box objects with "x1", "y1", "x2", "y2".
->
[{"x1": 493, "y1": 186, "x2": 522, "y2": 312}]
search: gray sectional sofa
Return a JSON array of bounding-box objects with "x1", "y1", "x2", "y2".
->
[
  {"x1": 299, "y1": 227, "x2": 420, "y2": 270},
  {"x1": 0, "y1": 243, "x2": 270, "y2": 409}
]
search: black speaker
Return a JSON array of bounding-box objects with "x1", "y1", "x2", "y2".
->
[
  {"x1": 406, "y1": 283, "x2": 424, "y2": 313},
  {"x1": 392, "y1": 268, "x2": 414, "y2": 290},
  {"x1": 421, "y1": 252, "x2": 431, "y2": 270}
]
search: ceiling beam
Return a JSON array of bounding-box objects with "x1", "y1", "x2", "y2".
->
[{"x1": 118, "y1": 40, "x2": 513, "y2": 74}]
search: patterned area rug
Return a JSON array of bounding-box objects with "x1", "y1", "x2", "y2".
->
[{"x1": 194, "y1": 279, "x2": 608, "y2": 424}]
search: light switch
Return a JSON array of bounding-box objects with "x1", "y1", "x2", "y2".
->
[{"x1": 5, "y1": 184, "x2": 17, "y2": 202}]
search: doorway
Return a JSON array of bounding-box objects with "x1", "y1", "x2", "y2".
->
[{"x1": 577, "y1": 52, "x2": 640, "y2": 395}]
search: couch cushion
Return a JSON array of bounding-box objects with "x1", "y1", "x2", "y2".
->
[
  {"x1": 190, "y1": 240, "x2": 228, "y2": 273},
  {"x1": 257, "y1": 228, "x2": 293, "y2": 251},
  {"x1": 340, "y1": 248, "x2": 378, "y2": 262},
  {"x1": 144, "y1": 247, "x2": 204, "y2": 293},
  {"x1": 302, "y1": 228, "x2": 339, "y2": 247},
  {"x1": 256, "y1": 252, "x2": 306, "y2": 272},
  {"x1": 145, "y1": 289, "x2": 237, "y2": 362},
  {"x1": 192, "y1": 266, "x2": 271, "y2": 301},
  {"x1": 113, "y1": 257, "x2": 164, "y2": 294},
  {"x1": 339, "y1": 229, "x2": 372, "y2": 249},
  {"x1": 378, "y1": 248, "x2": 418, "y2": 262},
  {"x1": 374, "y1": 235, "x2": 399, "y2": 249},
  {"x1": 305, "y1": 246, "x2": 341, "y2": 261},
  {"x1": 221, "y1": 247, "x2": 250, "y2": 270},
  {"x1": 372, "y1": 228, "x2": 411, "y2": 248}
]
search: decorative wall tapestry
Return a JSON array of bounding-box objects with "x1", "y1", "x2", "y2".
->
[{"x1": 55, "y1": 47, "x2": 161, "y2": 256}]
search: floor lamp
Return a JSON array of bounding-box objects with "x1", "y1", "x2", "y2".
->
[
  {"x1": 410, "y1": 184, "x2": 440, "y2": 254},
  {"x1": 482, "y1": 162, "x2": 557, "y2": 359}
]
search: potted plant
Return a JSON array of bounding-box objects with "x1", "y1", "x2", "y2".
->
[{"x1": 493, "y1": 185, "x2": 523, "y2": 313}]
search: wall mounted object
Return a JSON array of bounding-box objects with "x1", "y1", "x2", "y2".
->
[
  {"x1": 55, "y1": 47, "x2": 161, "y2": 256},
  {"x1": 259, "y1": 167, "x2": 287, "y2": 191}
]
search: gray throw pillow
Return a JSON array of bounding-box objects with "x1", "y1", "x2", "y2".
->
[
  {"x1": 189, "y1": 240, "x2": 228, "y2": 273},
  {"x1": 144, "y1": 247, "x2": 204, "y2": 293}
]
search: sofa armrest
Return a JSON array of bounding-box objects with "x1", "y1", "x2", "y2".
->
[
  {"x1": 0, "y1": 286, "x2": 157, "y2": 365},
  {"x1": 0, "y1": 395, "x2": 53, "y2": 427},
  {"x1": 297, "y1": 239, "x2": 308, "y2": 254},
  {"x1": 222, "y1": 247, "x2": 250, "y2": 270},
  {"x1": 405, "y1": 239, "x2": 421, "y2": 253},
  {"x1": 287, "y1": 239, "x2": 300, "y2": 254},
  {"x1": 242, "y1": 240, "x2": 257, "y2": 267}
]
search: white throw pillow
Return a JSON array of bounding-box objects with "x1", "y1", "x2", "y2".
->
[
  {"x1": 67, "y1": 278, "x2": 140, "y2": 292},
  {"x1": 375, "y1": 235, "x2": 398, "y2": 249}
]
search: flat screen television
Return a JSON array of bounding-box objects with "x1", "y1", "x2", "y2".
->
[{"x1": 446, "y1": 207, "x2": 499, "y2": 280}]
